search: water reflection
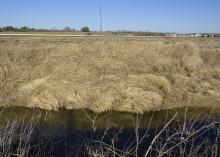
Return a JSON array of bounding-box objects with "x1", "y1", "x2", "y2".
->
[
  {"x1": 0, "y1": 106, "x2": 219, "y2": 130},
  {"x1": 0, "y1": 107, "x2": 219, "y2": 156}
]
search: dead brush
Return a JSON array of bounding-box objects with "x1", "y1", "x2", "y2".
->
[
  {"x1": 87, "y1": 110, "x2": 220, "y2": 157},
  {"x1": 0, "y1": 110, "x2": 40, "y2": 156}
]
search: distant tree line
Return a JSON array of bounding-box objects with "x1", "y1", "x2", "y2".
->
[
  {"x1": 2, "y1": 26, "x2": 218, "y2": 37},
  {"x1": 0, "y1": 26, "x2": 164, "y2": 35},
  {"x1": 0, "y1": 26, "x2": 43, "y2": 32},
  {"x1": 0, "y1": 26, "x2": 90, "y2": 32},
  {"x1": 111, "y1": 30, "x2": 167, "y2": 36}
]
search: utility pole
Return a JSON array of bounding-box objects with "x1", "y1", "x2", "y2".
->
[{"x1": 100, "y1": 6, "x2": 102, "y2": 32}]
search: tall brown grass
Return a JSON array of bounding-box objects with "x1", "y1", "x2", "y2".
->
[{"x1": 0, "y1": 37, "x2": 220, "y2": 113}]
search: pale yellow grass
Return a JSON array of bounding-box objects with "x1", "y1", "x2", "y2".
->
[{"x1": 0, "y1": 37, "x2": 220, "y2": 113}]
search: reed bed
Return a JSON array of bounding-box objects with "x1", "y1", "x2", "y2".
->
[{"x1": 0, "y1": 36, "x2": 220, "y2": 113}]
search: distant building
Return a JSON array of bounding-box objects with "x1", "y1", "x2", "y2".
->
[
  {"x1": 195, "y1": 33, "x2": 202, "y2": 37},
  {"x1": 166, "y1": 33, "x2": 177, "y2": 37}
]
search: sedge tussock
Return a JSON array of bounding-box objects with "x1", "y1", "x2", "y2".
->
[{"x1": 0, "y1": 37, "x2": 220, "y2": 113}]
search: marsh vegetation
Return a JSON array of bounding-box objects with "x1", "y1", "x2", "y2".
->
[
  {"x1": 0, "y1": 36, "x2": 220, "y2": 156},
  {"x1": 0, "y1": 36, "x2": 220, "y2": 113}
]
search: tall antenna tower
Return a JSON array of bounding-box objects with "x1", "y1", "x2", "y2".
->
[{"x1": 100, "y1": 6, "x2": 102, "y2": 32}]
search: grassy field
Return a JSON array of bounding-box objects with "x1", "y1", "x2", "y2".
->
[{"x1": 0, "y1": 36, "x2": 220, "y2": 113}]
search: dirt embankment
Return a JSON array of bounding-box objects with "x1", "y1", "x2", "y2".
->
[{"x1": 0, "y1": 37, "x2": 220, "y2": 113}]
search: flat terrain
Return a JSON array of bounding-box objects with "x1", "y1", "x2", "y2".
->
[
  {"x1": 0, "y1": 32, "x2": 111, "y2": 37},
  {"x1": 0, "y1": 36, "x2": 220, "y2": 113},
  {"x1": 0, "y1": 32, "x2": 165, "y2": 38},
  {"x1": 0, "y1": 31, "x2": 112, "y2": 35}
]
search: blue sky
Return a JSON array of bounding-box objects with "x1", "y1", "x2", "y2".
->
[{"x1": 0, "y1": 0, "x2": 220, "y2": 33}]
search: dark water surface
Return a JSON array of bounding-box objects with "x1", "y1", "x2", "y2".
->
[
  {"x1": 0, "y1": 107, "x2": 219, "y2": 129},
  {"x1": 0, "y1": 107, "x2": 219, "y2": 156}
]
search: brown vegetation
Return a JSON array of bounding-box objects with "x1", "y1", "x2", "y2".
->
[{"x1": 0, "y1": 37, "x2": 220, "y2": 113}]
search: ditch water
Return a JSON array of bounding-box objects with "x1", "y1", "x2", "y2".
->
[{"x1": 0, "y1": 107, "x2": 219, "y2": 156}]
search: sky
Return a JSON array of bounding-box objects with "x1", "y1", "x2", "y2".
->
[{"x1": 0, "y1": 0, "x2": 220, "y2": 33}]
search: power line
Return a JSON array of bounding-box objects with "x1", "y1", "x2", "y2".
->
[{"x1": 100, "y1": 6, "x2": 102, "y2": 32}]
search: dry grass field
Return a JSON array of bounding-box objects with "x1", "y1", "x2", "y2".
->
[{"x1": 0, "y1": 36, "x2": 220, "y2": 113}]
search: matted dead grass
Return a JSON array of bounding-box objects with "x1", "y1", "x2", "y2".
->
[{"x1": 0, "y1": 37, "x2": 220, "y2": 113}]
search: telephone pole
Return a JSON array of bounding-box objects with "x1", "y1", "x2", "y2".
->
[{"x1": 100, "y1": 6, "x2": 102, "y2": 32}]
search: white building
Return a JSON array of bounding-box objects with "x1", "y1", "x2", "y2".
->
[{"x1": 195, "y1": 33, "x2": 202, "y2": 37}]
